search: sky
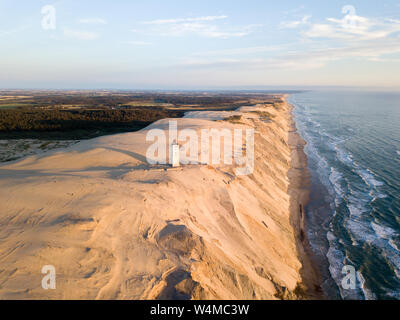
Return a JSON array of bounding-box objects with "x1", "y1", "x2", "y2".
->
[{"x1": 1, "y1": 0, "x2": 400, "y2": 90}]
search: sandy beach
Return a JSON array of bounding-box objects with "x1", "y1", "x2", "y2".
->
[{"x1": 0, "y1": 97, "x2": 321, "y2": 299}]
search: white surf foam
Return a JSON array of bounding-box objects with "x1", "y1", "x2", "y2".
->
[
  {"x1": 358, "y1": 168, "x2": 384, "y2": 187},
  {"x1": 357, "y1": 271, "x2": 376, "y2": 300},
  {"x1": 334, "y1": 145, "x2": 354, "y2": 165},
  {"x1": 371, "y1": 221, "x2": 396, "y2": 240}
]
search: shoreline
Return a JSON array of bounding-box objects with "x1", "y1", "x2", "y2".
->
[{"x1": 285, "y1": 97, "x2": 324, "y2": 299}]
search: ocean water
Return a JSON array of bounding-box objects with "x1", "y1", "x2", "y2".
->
[{"x1": 289, "y1": 91, "x2": 400, "y2": 300}]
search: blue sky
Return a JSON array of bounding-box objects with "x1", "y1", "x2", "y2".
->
[{"x1": 1, "y1": 0, "x2": 400, "y2": 89}]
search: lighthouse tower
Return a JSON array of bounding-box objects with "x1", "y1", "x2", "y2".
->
[{"x1": 170, "y1": 141, "x2": 180, "y2": 167}]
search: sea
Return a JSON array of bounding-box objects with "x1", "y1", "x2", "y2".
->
[{"x1": 289, "y1": 90, "x2": 400, "y2": 300}]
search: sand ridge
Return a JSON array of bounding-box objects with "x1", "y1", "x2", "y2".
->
[{"x1": 0, "y1": 98, "x2": 320, "y2": 299}]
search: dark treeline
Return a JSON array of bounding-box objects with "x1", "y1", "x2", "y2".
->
[
  {"x1": 0, "y1": 108, "x2": 183, "y2": 139},
  {"x1": 0, "y1": 91, "x2": 282, "y2": 139}
]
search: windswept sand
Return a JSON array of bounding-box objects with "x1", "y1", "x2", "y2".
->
[{"x1": 0, "y1": 98, "x2": 321, "y2": 299}]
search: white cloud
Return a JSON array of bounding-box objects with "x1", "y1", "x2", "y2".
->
[
  {"x1": 143, "y1": 15, "x2": 228, "y2": 25},
  {"x1": 280, "y1": 15, "x2": 311, "y2": 29},
  {"x1": 124, "y1": 41, "x2": 152, "y2": 46},
  {"x1": 135, "y1": 15, "x2": 259, "y2": 39},
  {"x1": 156, "y1": 22, "x2": 253, "y2": 38},
  {"x1": 63, "y1": 28, "x2": 99, "y2": 40},
  {"x1": 147, "y1": 12, "x2": 400, "y2": 73},
  {"x1": 282, "y1": 5, "x2": 306, "y2": 16},
  {"x1": 193, "y1": 45, "x2": 283, "y2": 56},
  {"x1": 271, "y1": 13, "x2": 400, "y2": 69},
  {"x1": 271, "y1": 40, "x2": 400, "y2": 69},
  {"x1": 177, "y1": 39, "x2": 400, "y2": 71},
  {"x1": 78, "y1": 18, "x2": 107, "y2": 25},
  {"x1": 303, "y1": 15, "x2": 400, "y2": 40}
]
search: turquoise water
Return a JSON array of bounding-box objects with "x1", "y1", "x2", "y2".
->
[{"x1": 289, "y1": 91, "x2": 400, "y2": 300}]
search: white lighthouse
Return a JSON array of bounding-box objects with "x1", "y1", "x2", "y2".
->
[{"x1": 170, "y1": 142, "x2": 180, "y2": 167}]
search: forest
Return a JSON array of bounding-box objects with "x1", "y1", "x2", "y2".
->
[
  {"x1": 0, "y1": 90, "x2": 288, "y2": 139},
  {"x1": 0, "y1": 108, "x2": 183, "y2": 139}
]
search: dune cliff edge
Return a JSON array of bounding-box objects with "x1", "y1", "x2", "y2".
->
[{"x1": 0, "y1": 97, "x2": 321, "y2": 299}]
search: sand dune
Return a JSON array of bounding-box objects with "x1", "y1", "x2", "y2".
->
[{"x1": 0, "y1": 98, "x2": 320, "y2": 299}]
